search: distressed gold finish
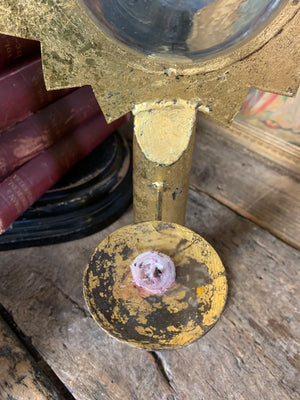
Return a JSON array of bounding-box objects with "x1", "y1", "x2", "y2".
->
[
  {"x1": 0, "y1": 1, "x2": 298, "y2": 125},
  {"x1": 1, "y1": 0, "x2": 298, "y2": 349},
  {"x1": 83, "y1": 221, "x2": 227, "y2": 349},
  {"x1": 133, "y1": 100, "x2": 197, "y2": 224}
]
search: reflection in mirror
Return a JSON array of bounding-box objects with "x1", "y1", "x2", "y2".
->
[{"x1": 82, "y1": 0, "x2": 284, "y2": 60}]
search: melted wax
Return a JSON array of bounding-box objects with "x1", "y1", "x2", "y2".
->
[{"x1": 130, "y1": 251, "x2": 176, "y2": 295}]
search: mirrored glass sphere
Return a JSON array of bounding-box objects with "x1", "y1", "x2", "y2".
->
[{"x1": 82, "y1": 0, "x2": 284, "y2": 60}]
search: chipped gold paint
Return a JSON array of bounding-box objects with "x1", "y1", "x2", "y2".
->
[
  {"x1": 2, "y1": 0, "x2": 296, "y2": 348},
  {"x1": 83, "y1": 221, "x2": 227, "y2": 349},
  {"x1": 0, "y1": 0, "x2": 298, "y2": 125},
  {"x1": 202, "y1": 276, "x2": 228, "y2": 327}
]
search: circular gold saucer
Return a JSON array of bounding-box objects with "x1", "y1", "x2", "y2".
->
[{"x1": 83, "y1": 221, "x2": 227, "y2": 349}]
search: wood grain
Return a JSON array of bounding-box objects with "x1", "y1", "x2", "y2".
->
[
  {"x1": 160, "y1": 189, "x2": 300, "y2": 400},
  {"x1": 198, "y1": 117, "x2": 300, "y2": 178},
  {"x1": 0, "y1": 129, "x2": 299, "y2": 399},
  {"x1": 0, "y1": 187, "x2": 299, "y2": 399},
  {"x1": 0, "y1": 212, "x2": 176, "y2": 400},
  {"x1": 191, "y1": 118, "x2": 300, "y2": 250},
  {"x1": 0, "y1": 314, "x2": 63, "y2": 400}
]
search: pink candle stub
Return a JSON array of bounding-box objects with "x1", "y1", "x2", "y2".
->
[{"x1": 130, "y1": 251, "x2": 176, "y2": 295}]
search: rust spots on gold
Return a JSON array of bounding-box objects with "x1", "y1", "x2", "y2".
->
[
  {"x1": 87, "y1": 271, "x2": 100, "y2": 290},
  {"x1": 83, "y1": 221, "x2": 227, "y2": 349},
  {"x1": 202, "y1": 276, "x2": 228, "y2": 327},
  {"x1": 162, "y1": 288, "x2": 189, "y2": 314}
]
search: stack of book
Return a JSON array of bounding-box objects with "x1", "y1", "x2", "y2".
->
[{"x1": 0, "y1": 34, "x2": 132, "y2": 249}]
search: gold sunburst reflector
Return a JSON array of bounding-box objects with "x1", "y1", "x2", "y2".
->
[{"x1": 0, "y1": 0, "x2": 298, "y2": 125}]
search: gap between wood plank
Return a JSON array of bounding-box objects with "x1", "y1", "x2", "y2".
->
[
  {"x1": 44, "y1": 276, "x2": 91, "y2": 318},
  {"x1": 148, "y1": 351, "x2": 179, "y2": 399},
  {"x1": 0, "y1": 190, "x2": 298, "y2": 399},
  {"x1": 0, "y1": 303, "x2": 76, "y2": 400},
  {"x1": 192, "y1": 121, "x2": 300, "y2": 251},
  {"x1": 0, "y1": 271, "x2": 180, "y2": 400},
  {"x1": 189, "y1": 184, "x2": 299, "y2": 251}
]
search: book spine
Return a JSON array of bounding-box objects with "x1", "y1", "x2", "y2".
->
[
  {"x1": 0, "y1": 55, "x2": 72, "y2": 131},
  {"x1": 0, "y1": 113, "x2": 128, "y2": 234},
  {"x1": 0, "y1": 85, "x2": 103, "y2": 181},
  {"x1": 0, "y1": 34, "x2": 40, "y2": 69}
]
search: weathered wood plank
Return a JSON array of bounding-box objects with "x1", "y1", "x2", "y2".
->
[
  {"x1": 0, "y1": 314, "x2": 64, "y2": 400},
  {"x1": 0, "y1": 126, "x2": 299, "y2": 399},
  {"x1": 191, "y1": 117, "x2": 300, "y2": 249},
  {"x1": 199, "y1": 117, "x2": 300, "y2": 178},
  {"x1": 0, "y1": 211, "x2": 175, "y2": 400},
  {"x1": 157, "y1": 189, "x2": 300, "y2": 400},
  {"x1": 0, "y1": 186, "x2": 299, "y2": 399}
]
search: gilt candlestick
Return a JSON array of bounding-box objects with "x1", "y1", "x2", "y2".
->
[{"x1": 0, "y1": 0, "x2": 299, "y2": 348}]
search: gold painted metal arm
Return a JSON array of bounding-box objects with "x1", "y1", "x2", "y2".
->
[{"x1": 133, "y1": 100, "x2": 197, "y2": 225}]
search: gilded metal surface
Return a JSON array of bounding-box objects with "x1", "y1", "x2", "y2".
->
[
  {"x1": 133, "y1": 100, "x2": 196, "y2": 224},
  {"x1": 83, "y1": 221, "x2": 227, "y2": 349},
  {"x1": 0, "y1": 1, "x2": 298, "y2": 125},
  {"x1": 0, "y1": 1, "x2": 295, "y2": 348}
]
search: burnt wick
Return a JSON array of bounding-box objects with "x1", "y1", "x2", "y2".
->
[{"x1": 130, "y1": 251, "x2": 176, "y2": 295}]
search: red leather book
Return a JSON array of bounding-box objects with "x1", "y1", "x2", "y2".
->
[
  {"x1": 0, "y1": 85, "x2": 103, "y2": 182},
  {"x1": 0, "y1": 55, "x2": 72, "y2": 131},
  {"x1": 0, "y1": 34, "x2": 40, "y2": 69},
  {"x1": 0, "y1": 113, "x2": 128, "y2": 234}
]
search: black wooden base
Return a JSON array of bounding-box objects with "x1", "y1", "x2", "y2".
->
[{"x1": 0, "y1": 131, "x2": 132, "y2": 250}]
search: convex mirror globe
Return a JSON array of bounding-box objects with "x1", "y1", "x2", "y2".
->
[{"x1": 82, "y1": 0, "x2": 285, "y2": 60}]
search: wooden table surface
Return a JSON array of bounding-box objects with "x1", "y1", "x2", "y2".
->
[{"x1": 0, "y1": 122, "x2": 299, "y2": 400}]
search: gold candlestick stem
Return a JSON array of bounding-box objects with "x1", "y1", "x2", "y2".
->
[{"x1": 133, "y1": 100, "x2": 197, "y2": 224}]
